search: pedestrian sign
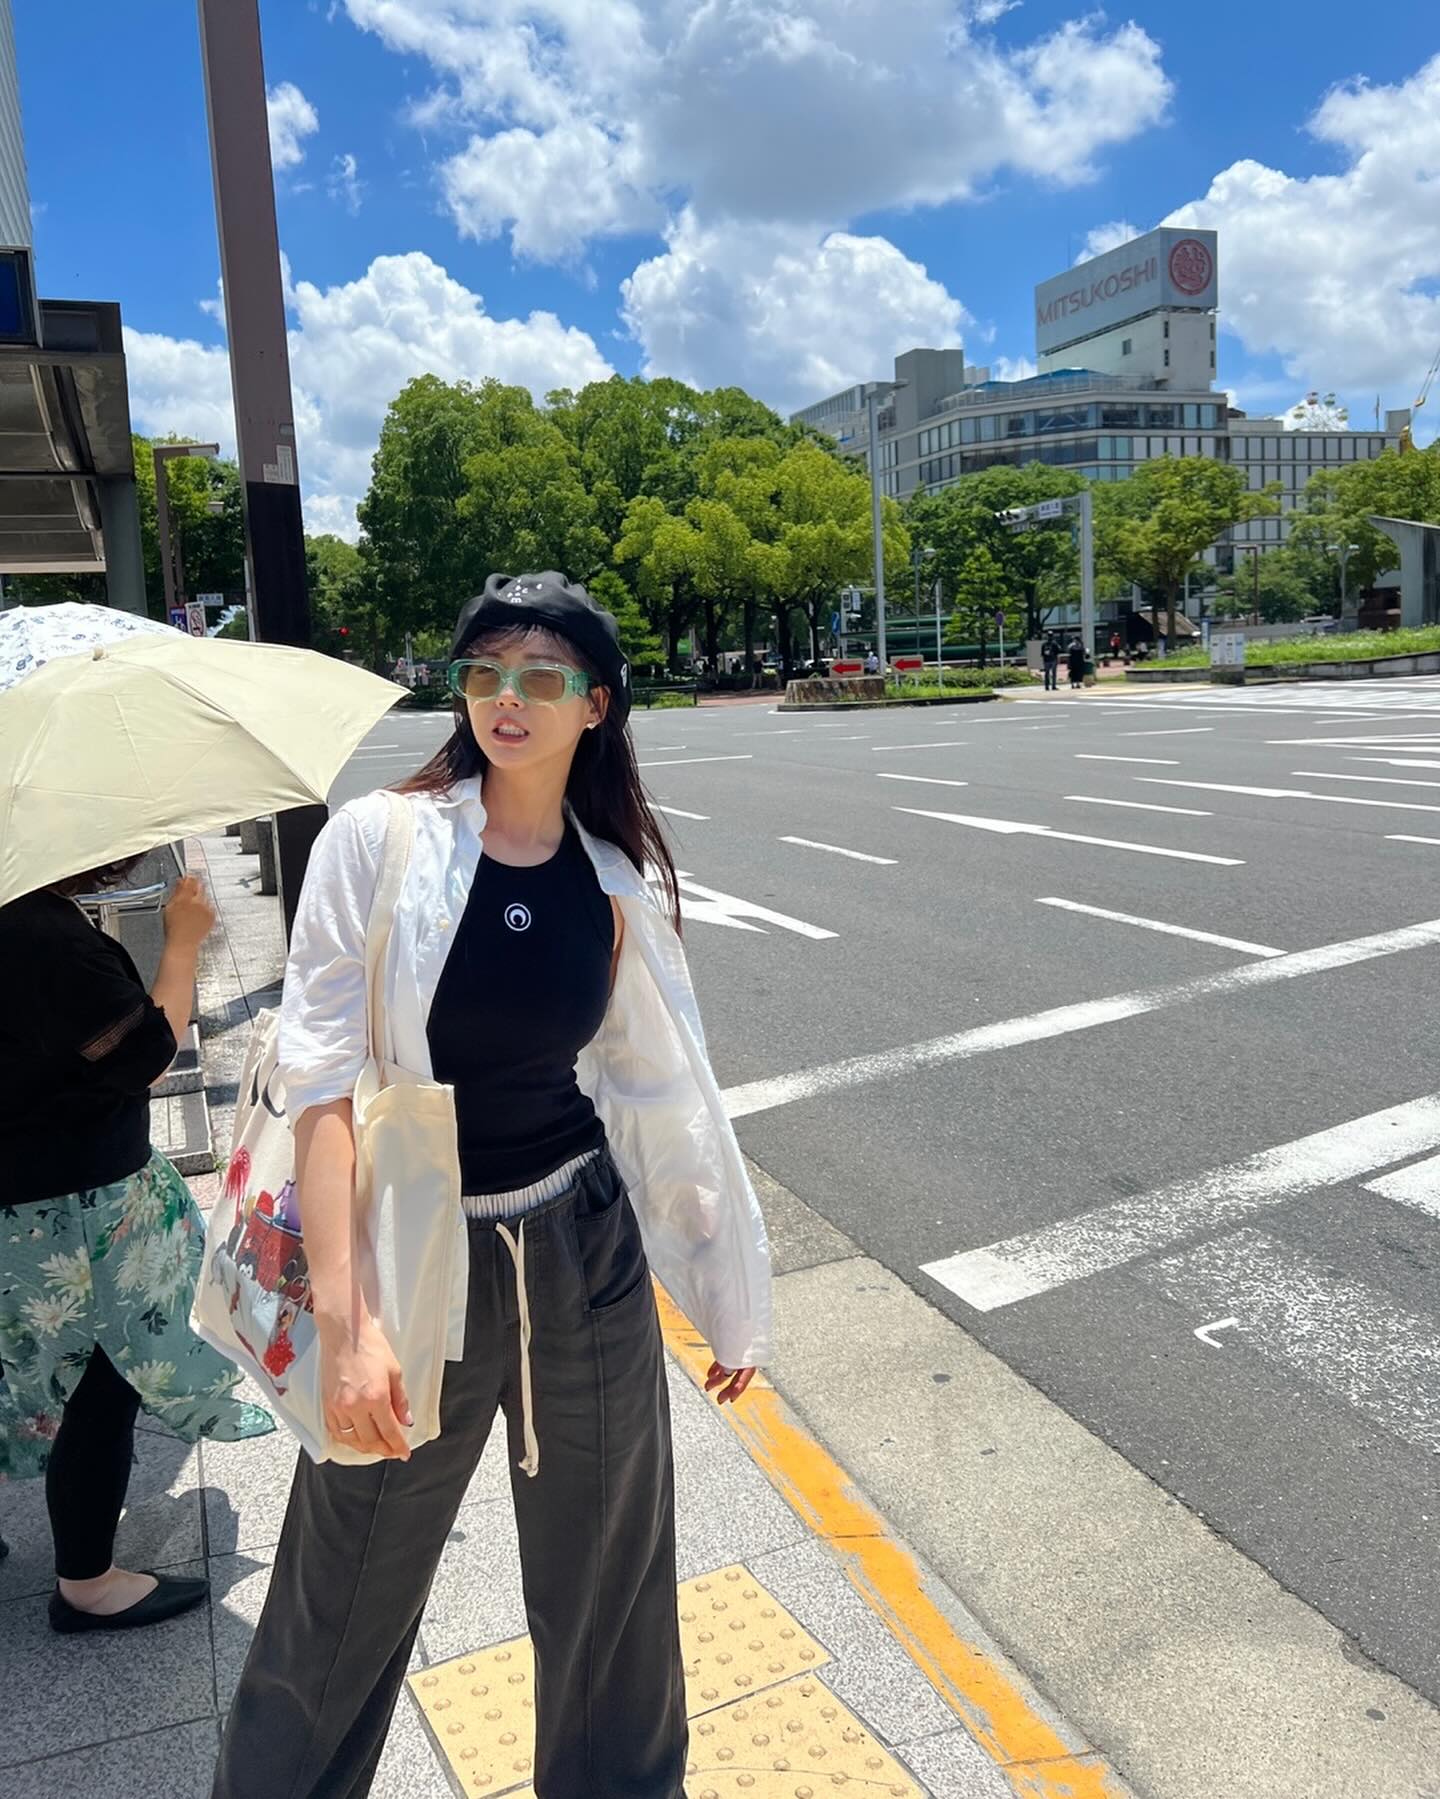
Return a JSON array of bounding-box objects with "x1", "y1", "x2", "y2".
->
[
  {"x1": 185, "y1": 601, "x2": 207, "y2": 638},
  {"x1": 169, "y1": 608, "x2": 187, "y2": 630}
]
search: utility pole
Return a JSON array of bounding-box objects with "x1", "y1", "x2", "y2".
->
[
  {"x1": 197, "y1": 0, "x2": 324, "y2": 940},
  {"x1": 867, "y1": 386, "x2": 889, "y2": 674}
]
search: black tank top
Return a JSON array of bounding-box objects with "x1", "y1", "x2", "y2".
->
[{"x1": 426, "y1": 822, "x2": 613, "y2": 1194}]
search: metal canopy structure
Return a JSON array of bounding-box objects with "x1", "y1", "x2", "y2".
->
[{"x1": 0, "y1": 297, "x2": 136, "y2": 575}]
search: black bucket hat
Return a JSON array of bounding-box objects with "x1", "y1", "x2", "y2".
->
[{"x1": 449, "y1": 572, "x2": 630, "y2": 722}]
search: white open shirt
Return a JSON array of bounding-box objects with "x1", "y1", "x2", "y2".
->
[{"x1": 277, "y1": 775, "x2": 773, "y2": 1370}]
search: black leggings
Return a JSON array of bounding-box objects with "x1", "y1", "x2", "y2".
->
[{"x1": 46, "y1": 1347, "x2": 141, "y2": 1581}]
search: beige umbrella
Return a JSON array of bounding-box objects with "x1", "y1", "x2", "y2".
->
[{"x1": 0, "y1": 630, "x2": 407, "y2": 906}]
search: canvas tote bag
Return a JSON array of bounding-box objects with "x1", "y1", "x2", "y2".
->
[{"x1": 192, "y1": 790, "x2": 467, "y2": 1464}]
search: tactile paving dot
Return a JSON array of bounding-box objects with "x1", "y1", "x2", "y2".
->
[{"x1": 410, "y1": 1566, "x2": 834, "y2": 1796}]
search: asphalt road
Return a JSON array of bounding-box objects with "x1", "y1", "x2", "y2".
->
[{"x1": 331, "y1": 677, "x2": 1440, "y2": 1709}]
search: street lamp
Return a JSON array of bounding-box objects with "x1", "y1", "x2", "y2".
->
[
  {"x1": 1235, "y1": 542, "x2": 1262, "y2": 626},
  {"x1": 152, "y1": 442, "x2": 220, "y2": 625},
  {"x1": 865, "y1": 378, "x2": 908, "y2": 674},
  {"x1": 1327, "y1": 540, "x2": 1361, "y2": 626}
]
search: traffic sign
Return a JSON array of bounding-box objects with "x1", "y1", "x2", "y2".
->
[
  {"x1": 196, "y1": 592, "x2": 224, "y2": 606},
  {"x1": 1036, "y1": 498, "x2": 1064, "y2": 520},
  {"x1": 185, "y1": 601, "x2": 207, "y2": 637},
  {"x1": 831, "y1": 660, "x2": 864, "y2": 677},
  {"x1": 169, "y1": 608, "x2": 187, "y2": 630}
]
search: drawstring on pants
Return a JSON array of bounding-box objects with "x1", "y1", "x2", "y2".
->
[{"x1": 495, "y1": 1218, "x2": 540, "y2": 1478}]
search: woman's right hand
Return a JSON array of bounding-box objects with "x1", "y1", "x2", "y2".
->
[
  {"x1": 321, "y1": 1314, "x2": 413, "y2": 1459},
  {"x1": 162, "y1": 874, "x2": 216, "y2": 952}
]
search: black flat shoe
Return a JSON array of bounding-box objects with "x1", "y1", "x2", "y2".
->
[{"x1": 49, "y1": 1573, "x2": 209, "y2": 1634}]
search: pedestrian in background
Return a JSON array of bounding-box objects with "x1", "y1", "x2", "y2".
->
[
  {"x1": 214, "y1": 572, "x2": 770, "y2": 1799},
  {"x1": 864, "y1": 646, "x2": 880, "y2": 674},
  {"x1": 1067, "y1": 635, "x2": 1086, "y2": 689},
  {"x1": 1041, "y1": 632, "x2": 1060, "y2": 691},
  {"x1": 0, "y1": 861, "x2": 270, "y2": 1633}
]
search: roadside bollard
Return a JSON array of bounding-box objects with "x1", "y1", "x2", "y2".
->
[
  {"x1": 238, "y1": 817, "x2": 260, "y2": 855},
  {"x1": 257, "y1": 816, "x2": 278, "y2": 896}
]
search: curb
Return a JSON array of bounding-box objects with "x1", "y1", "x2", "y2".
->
[
  {"x1": 777, "y1": 693, "x2": 1000, "y2": 712},
  {"x1": 656, "y1": 1286, "x2": 1136, "y2": 1798}
]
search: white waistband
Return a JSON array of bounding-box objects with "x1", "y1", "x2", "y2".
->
[{"x1": 461, "y1": 1146, "x2": 602, "y2": 1221}]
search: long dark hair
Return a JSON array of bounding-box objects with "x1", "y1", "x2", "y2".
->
[
  {"x1": 48, "y1": 854, "x2": 147, "y2": 900},
  {"x1": 394, "y1": 623, "x2": 682, "y2": 933}
]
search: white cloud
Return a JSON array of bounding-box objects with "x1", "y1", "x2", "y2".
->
[
  {"x1": 342, "y1": 1, "x2": 1170, "y2": 261},
  {"x1": 621, "y1": 213, "x2": 969, "y2": 415},
  {"x1": 991, "y1": 355, "x2": 1038, "y2": 382},
  {"x1": 1074, "y1": 220, "x2": 1142, "y2": 264},
  {"x1": 266, "y1": 81, "x2": 320, "y2": 172},
  {"x1": 125, "y1": 252, "x2": 614, "y2": 536},
  {"x1": 328, "y1": 152, "x2": 364, "y2": 214},
  {"x1": 1164, "y1": 53, "x2": 1440, "y2": 428}
]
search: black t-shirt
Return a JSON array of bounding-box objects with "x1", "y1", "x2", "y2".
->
[
  {"x1": 426, "y1": 824, "x2": 613, "y2": 1195},
  {"x1": 0, "y1": 890, "x2": 177, "y2": 1203}
]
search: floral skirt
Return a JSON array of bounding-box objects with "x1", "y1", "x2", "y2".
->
[{"x1": 0, "y1": 1150, "x2": 273, "y2": 1481}]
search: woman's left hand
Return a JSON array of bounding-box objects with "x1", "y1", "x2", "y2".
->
[{"x1": 704, "y1": 1362, "x2": 757, "y2": 1405}]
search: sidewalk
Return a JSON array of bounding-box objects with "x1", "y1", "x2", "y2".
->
[{"x1": 0, "y1": 827, "x2": 1135, "y2": 1799}]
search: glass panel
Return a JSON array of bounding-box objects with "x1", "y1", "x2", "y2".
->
[
  {"x1": 1185, "y1": 436, "x2": 1200, "y2": 456},
  {"x1": 1101, "y1": 404, "x2": 1142, "y2": 428},
  {"x1": 961, "y1": 415, "x2": 976, "y2": 445},
  {"x1": 980, "y1": 413, "x2": 996, "y2": 442},
  {"x1": 1201, "y1": 404, "x2": 1218, "y2": 427},
  {"x1": 1113, "y1": 436, "x2": 1131, "y2": 458},
  {"x1": 1279, "y1": 435, "x2": 1293, "y2": 459},
  {"x1": 1341, "y1": 436, "x2": 1356, "y2": 460},
  {"x1": 1183, "y1": 404, "x2": 1199, "y2": 428},
  {"x1": 1168, "y1": 436, "x2": 1183, "y2": 455}
]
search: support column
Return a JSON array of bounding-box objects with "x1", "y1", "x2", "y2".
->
[
  {"x1": 97, "y1": 477, "x2": 148, "y2": 616},
  {"x1": 197, "y1": 0, "x2": 323, "y2": 940}
]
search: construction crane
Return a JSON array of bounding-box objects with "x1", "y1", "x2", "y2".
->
[{"x1": 1399, "y1": 343, "x2": 1440, "y2": 451}]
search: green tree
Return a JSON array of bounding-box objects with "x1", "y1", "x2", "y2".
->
[
  {"x1": 586, "y1": 568, "x2": 664, "y2": 673},
  {"x1": 943, "y1": 544, "x2": 1020, "y2": 662},
  {"x1": 1289, "y1": 445, "x2": 1440, "y2": 604},
  {"x1": 1093, "y1": 456, "x2": 1276, "y2": 641},
  {"x1": 1213, "y1": 548, "x2": 1315, "y2": 623}
]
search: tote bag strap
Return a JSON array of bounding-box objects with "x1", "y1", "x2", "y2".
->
[{"x1": 364, "y1": 789, "x2": 415, "y2": 1068}]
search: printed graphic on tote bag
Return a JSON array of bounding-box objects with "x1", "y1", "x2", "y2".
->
[{"x1": 210, "y1": 1131, "x2": 314, "y2": 1394}]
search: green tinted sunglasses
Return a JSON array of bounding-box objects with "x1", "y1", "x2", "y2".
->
[{"x1": 447, "y1": 658, "x2": 594, "y2": 705}]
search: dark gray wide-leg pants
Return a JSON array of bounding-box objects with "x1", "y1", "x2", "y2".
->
[{"x1": 213, "y1": 1149, "x2": 687, "y2": 1799}]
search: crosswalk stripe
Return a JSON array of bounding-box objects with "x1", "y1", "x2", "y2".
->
[
  {"x1": 920, "y1": 1094, "x2": 1440, "y2": 1311},
  {"x1": 1365, "y1": 1152, "x2": 1440, "y2": 1220},
  {"x1": 1134, "y1": 1228, "x2": 1440, "y2": 1456},
  {"x1": 721, "y1": 917, "x2": 1440, "y2": 1120}
]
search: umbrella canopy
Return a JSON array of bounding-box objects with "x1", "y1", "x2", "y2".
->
[
  {"x1": 0, "y1": 624, "x2": 407, "y2": 906},
  {"x1": 0, "y1": 599, "x2": 177, "y2": 690}
]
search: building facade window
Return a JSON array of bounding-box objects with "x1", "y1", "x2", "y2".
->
[
  {"x1": 1164, "y1": 349, "x2": 1171, "y2": 367},
  {"x1": 1121, "y1": 338, "x2": 1132, "y2": 356}
]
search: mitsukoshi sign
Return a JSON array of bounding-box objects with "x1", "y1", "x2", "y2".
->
[{"x1": 1033, "y1": 228, "x2": 1218, "y2": 357}]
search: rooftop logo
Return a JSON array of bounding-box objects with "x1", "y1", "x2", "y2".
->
[{"x1": 1168, "y1": 238, "x2": 1214, "y2": 297}]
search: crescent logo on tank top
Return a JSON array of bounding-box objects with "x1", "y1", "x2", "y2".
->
[{"x1": 504, "y1": 902, "x2": 532, "y2": 932}]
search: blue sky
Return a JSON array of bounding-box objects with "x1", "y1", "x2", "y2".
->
[{"x1": 14, "y1": 1, "x2": 1440, "y2": 533}]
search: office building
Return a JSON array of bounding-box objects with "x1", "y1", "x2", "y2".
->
[{"x1": 791, "y1": 228, "x2": 1410, "y2": 574}]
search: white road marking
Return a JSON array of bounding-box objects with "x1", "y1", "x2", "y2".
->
[
  {"x1": 780, "y1": 836, "x2": 898, "y2": 866},
  {"x1": 1139, "y1": 777, "x2": 1440, "y2": 816},
  {"x1": 870, "y1": 741, "x2": 970, "y2": 752},
  {"x1": 1075, "y1": 753, "x2": 1181, "y2": 765},
  {"x1": 893, "y1": 806, "x2": 1243, "y2": 866},
  {"x1": 1035, "y1": 897, "x2": 1283, "y2": 958},
  {"x1": 638, "y1": 754, "x2": 754, "y2": 769},
  {"x1": 1388, "y1": 834, "x2": 1440, "y2": 846},
  {"x1": 674, "y1": 876, "x2": 837, "y2": 940},
  {"x1": 1136, "y1": 1229, "x2": 1440, "y2": 1455},
  {"x1": 1118, "y1": 727, "x2": 1215, "y2": 738},
  {"x1": 1348, "y1": 757, "x2": 1440, "y2": 769},
  {"x1": 1194, "y1": 1318, "x2": 1239, "y2": 1349},
  {"x1": 826, "y1": 734, "x2": 872, "y2": 741},
  {"x1": 1268, "y1": 734, "x2": 1440, "y2": 747},
  {"x1": 1066, "y1": 795, "x2": 1212, "y2": 817},
  {"x1": 652, "y1": 804, "x2": 709, "y2": 820},
  {"x1": 921, "y1": 1094, "x2": 1440, "y2": 1311},
  {"x1": 734, "y1": 728, "x2": 808, "y2": 736},
  {"x1": 1295, "y1": 770, "x2": 1440, "y2": 790},
  {"x1": 1366, "y1": 1152, "x2": 1440, "y2": 1220},
  {"x1": 876, "y1": 774, "x2": 970, "y2": 788},
  {"x1": 720, "y1": 921, "x2": 1440, "y2": 1120}
]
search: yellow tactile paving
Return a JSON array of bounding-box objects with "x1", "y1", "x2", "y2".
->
[
  {"x1": 686, "y1": 1677, "x2": 921, "y2": 1797},
  {"x1": 411, "y1": 1564, "x2": 835, "y2": 1797}
]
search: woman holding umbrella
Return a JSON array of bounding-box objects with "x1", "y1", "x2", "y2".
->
[
  {"x1": 215, "y1": 573, "x2": 771, "y2": 1799},
  {"x1": 0, "y1": 857, "x2": 271, "y2": 1629},
  {"x1": 0, "y1": 600, "x2": 406, "y2": 1630}
]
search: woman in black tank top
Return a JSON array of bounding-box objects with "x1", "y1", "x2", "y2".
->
[{"x1": 215, "y1": 573, "x2": 756, "y2": 1799}]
